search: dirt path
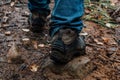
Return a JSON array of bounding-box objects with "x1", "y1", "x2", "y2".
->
[{"x1": 0, "y1": 0, "x2": 120, "y2": 80}]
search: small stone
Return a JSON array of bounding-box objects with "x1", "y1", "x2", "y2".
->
[
  {"x1": 5, "y1": 31, "x2": 11, "y2": 36},
  {"x1": 3, "y1": 24, "x2": 10, "y2": 27},
  {"x1": 106, "y1": 23, "x2": 111, "y2": 28},
  {"x1": 108, "y1": 47, "x2": 117, "y2": 52},
  {"x1": 2, "y1": 16, "x2": 8, "y2": 23},
  {"x1": 0, "y1": 57, "x2": 5, "y2": 62},
  {"x1": 0, "y1": 23, "x2": 1, "y2": 27},
  {"x1": 22, "y1": 29, "x2": 30, "y2": 32},
  {"x1": 5, "y1": 11, "x2": 11, "y2": 15},
  {"x1": 22, "y1": 38, "x2": 30, "y2": 45},
  {"x1": 10, "y1": 2, "x2": 15, "y2": 6},
  {"x1": 22, "y1": 11, "x2": 30, "y2": 17},
  {"x1": 111, "y1": 3, "x2": 115, "y2": 6},
  {"x1": 38, "y1": 44, "x2": 45, "y2": 48},
  {"x1": 6, "y1": 36, "x2": 13, "y2": 42},
  {"x1": 15, "y1": 8, "x2": 21, "y2": 12},
  {"x1": 80, "y1": 32, "x2": 88, "y2": 36},
  {"x1": 22, "y1": 38, "x2": 30, "y2": 41},
  {"x1": 116, "y1": 17, "x2": 120, "y2": 23}
]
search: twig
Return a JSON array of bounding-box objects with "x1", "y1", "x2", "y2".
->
[
  {"x1": 111, "y1": 7, "x2": 120, "y2": 17},
  {"x1": 0, "y1": 61, "x2": 13, "y2": 64},
  {"x1": 86, "y1": 43, "x2": 106, "y2": 48}
]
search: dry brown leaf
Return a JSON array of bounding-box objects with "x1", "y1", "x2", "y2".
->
[
  {"x1": 94, "y1": 39, "x2": 104, "y2": 45},
  {"x1": 7, "y1": 42, "x2": 20, "y2": 63},
  {"x1": 32, "y1": 41, "x2": 38, "y2": 49},
  {"x1": 102, "y1": 37, "x2": 110, "y2": 43},
  {"x1": 29, "y1": 64, "x2": 39, "y2": 72}
]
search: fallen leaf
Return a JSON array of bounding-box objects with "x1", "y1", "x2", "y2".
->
[
  {"x1": 7, "y1": 42, "x2": 20, "y2": 63},
  {"x1": 102, "y1": 37, "x2": 110, "y2": 43},
  {"x1": 32, "y1": 41, "x2": 38, "y2": 49},
  {"x1": 94, "y1": 39, "x2": 104, "y2": 45},
  {"x1": 29, "y1": 64, "x2": 39, "y2": 72}
]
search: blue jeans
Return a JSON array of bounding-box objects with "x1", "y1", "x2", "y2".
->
[{"x1": 28, "y1": 0, "x2": 84, "y2": 37}]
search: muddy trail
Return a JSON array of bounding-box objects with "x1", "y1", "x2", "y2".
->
[{"x1": 0, "y1": 0, "x2": 120, "y2": 80}]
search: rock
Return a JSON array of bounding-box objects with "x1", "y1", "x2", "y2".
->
[
  {"x1": 6, "y1": 36, "x2": 13, "y2": 42},
  {"x1": 2, "y1": 16, "x2": 8, "y2": 23},
  {"x1": 106, "y1": 23, "x2": 111, "y2": 28},
  {"x1": 5, "y1": 31, "x2": 11, "y2": 36},
  {"x1": 22, "y1": 11, "x2": 30, "y2": 17},
  {"x1": 22, "y1": 38, "x2": 30, "y2": 45},
  {"x1": 80, "y1": 32, "x2": 88, "y2": 36},
  {"x1": 22, "y1": 29, "x2": 30, "y2": 32},
  {"x1": 0, "y1": 33, "x2": 5, "y2": 43},
  {"x1": 0, "y1": 57, "x2": 5, "y2": 62},
  {"x1": 42, "y1": 56, "x2": 95, "y2": 80},
  {"x1": 3, "y1": 24, "x2": 10, "y2": 27},
  {"x1": 38, "y1": 44, "x2": 45, "y2": 48},
  {"x1": 0, "y1": 23, "x2": 1, "y2": 27},
  {"x1": 10, "y1": 2, "x2": 15, "y2": 7}
]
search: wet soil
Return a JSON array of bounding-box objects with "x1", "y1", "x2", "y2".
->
[{"x1": 0, "y1": 0, "x2": 120, "y2": 80}]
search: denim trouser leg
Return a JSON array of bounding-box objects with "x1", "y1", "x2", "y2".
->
[
  {"x1": 50, "y1": 0, "x2": 84, "y2": 37},
  {"x1": 28, "y1": 0, "x2": 50, "y2": 16},
  {"x1": 28, "y1": 0, "x2": 84, "y2": 37}
]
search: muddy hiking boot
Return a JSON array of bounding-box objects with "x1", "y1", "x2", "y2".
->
[
  {"x1": 28, "y1": 12, "x2": 47, "y2": 33},
  {"x1": 50, "y1": 28, "x2": 86, "y2": 64}
]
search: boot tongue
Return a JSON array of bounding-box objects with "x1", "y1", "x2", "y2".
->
[
  {"x1": 61, "y1": 29, "x2": 77, "y2": 45},
  {"x1": 51, "y1": 29, "x2": 77, "y2": 45}
]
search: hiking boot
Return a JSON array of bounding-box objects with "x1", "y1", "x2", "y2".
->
[
  {"x1": 50, "y1": 28, "x2": 86, "y2": 64},
  {"x1": 28, "y1": 12, "x2": 47, "y2": 33}
]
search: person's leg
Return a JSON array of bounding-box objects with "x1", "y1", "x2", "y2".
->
[
  {"x1": 50, "y1": 0, "x2": 86, "y2": 64},
  {"x1": 50, "y1": 0, "x2": 84, "y2": 37},
  {"x1": 28, "y1": 0, "x2": 50, "y2": 33}
]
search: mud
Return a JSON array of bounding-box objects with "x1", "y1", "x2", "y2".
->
[{"x1": 0, "y1": 0, "x2": 120, "y2": 80}]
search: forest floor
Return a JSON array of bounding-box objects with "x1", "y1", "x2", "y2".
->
[{"x1": 0, "y1": 0, "x2": 120, "y2": 80}]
